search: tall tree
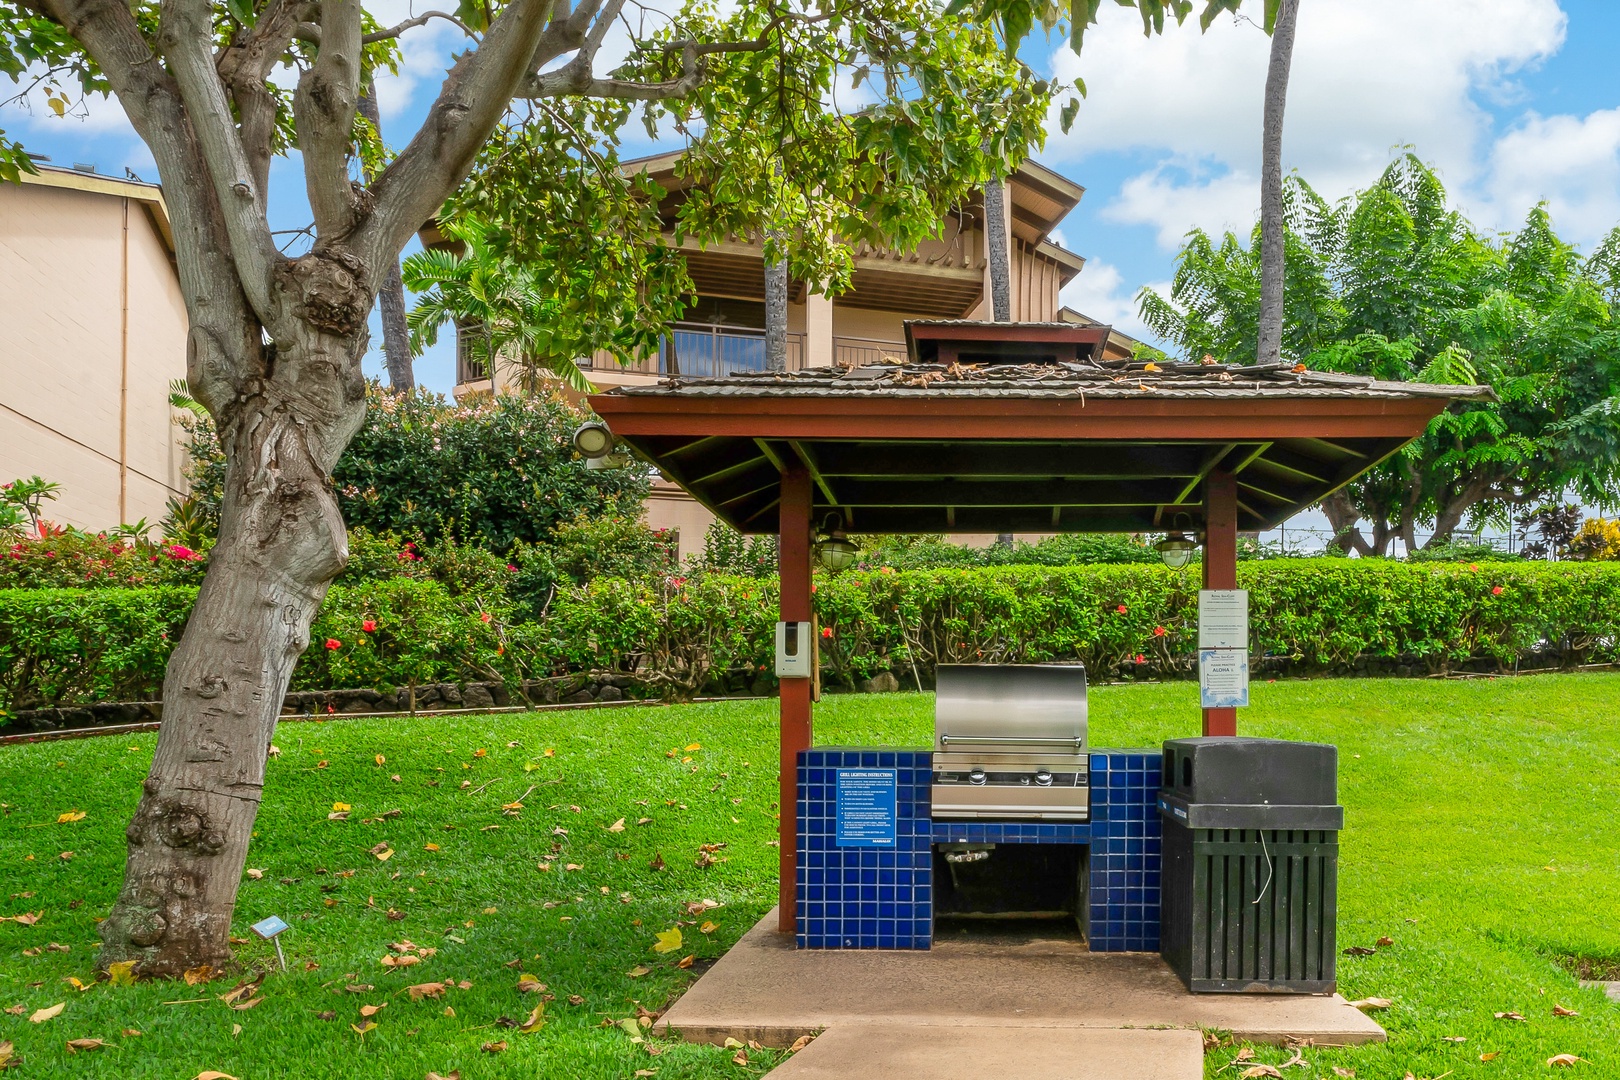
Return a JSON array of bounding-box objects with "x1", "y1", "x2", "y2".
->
[
  {"x1": 1255, "y1": 0, "x2": 1299, "y2": 364},
  {"x1": 1139, "y1": 155, "x2": 1620, "y2": 553},
  {"x1": 984, "y1": 172, "x2": 1011, "y2": 320},
  {"x1": 0, "y1": 0, "x2": 1059, "y2": 976},
  {"x1": 356, "y1": 79, "x2": 414, "y2": 390}
]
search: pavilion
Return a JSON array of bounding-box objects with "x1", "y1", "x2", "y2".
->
[{"x1": 589, "y1": 320, "x2": 1491, "y2": 934}]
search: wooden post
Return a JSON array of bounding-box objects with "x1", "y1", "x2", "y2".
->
[
  {"x1": 1203, "y1": 471, "x2": 1239, "y2": 737},
  {"x1": 778, "y1": 464, "x2": 814, "y2": 933}
]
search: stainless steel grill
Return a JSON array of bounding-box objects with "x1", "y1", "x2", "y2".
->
[{"x1": 929, "y1": 664, "x2": 1090, "y2": 821}]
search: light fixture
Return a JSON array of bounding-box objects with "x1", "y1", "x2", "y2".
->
[
  {"x1": 572, "y1": 421, "x2": 614, "y2": 459},
  {"x1": 1155, "y1": 514, "x2": 1199, "y2": 570},
  {"x1": 814, "y1": 513, "x2": 859, "y2": 572}
]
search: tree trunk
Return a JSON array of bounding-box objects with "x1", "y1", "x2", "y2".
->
[
  {"x1": 1255, "y1": 0, "x2": 1300, "y2": 365},
  {"x1": 765, "y1": 257, "x2": 789, "y2": 372},
  {"x1": 357, "y1": 83, "x2": 415, "y2": 392},
  {"x1": 984, "y1": 173, "x2": 1011, "y2": 322},
  {"x1": 1320, "y1": 491, "x2": 1368, "y2": 556},
  {"x1": 99, "y1": 284, "x2": 367, "y2": 976}
]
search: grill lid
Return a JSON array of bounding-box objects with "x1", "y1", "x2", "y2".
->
[{"x1": 934, "y1": 664, "x2": 1087, "y2": 753}]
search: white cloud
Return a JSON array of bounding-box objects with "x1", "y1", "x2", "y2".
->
[
  {"x1": 1058, "y1": 259, "x2": 1158, "y2": 341},
  {"x1": 1480, "y1": 107, "x2": 1620, "y2": 244},
  {"x1": 1045, "y1": 0, "x2": 1570, "y2": 248}
]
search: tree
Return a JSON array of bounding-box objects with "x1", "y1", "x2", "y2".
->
[
  {"x1": 1139, "y1": 155, "x2": 1620, "y2": 554},
  {"x1": 0, "y1": 0, "x2": 1065, "y2": 976},
  {"x1": 1255, "y1": 0, "x2": 1299, "y2": 365},
  {"x1": 357, "y1": 79, "x2": 414, "y2": 391}
]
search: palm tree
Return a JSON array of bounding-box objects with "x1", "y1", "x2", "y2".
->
[{"x1": 402, "y1": 216, "x2": 595, "y2": 393}]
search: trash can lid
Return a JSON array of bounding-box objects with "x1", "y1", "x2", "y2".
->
[{"x1": 1161, "y1": 736, "x2": 1337, "y2": 807}]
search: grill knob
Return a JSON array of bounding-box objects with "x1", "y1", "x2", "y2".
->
[
  {"x1": 1034, "y1": 769, "x2": 1054, "y2": 787},
  {"x1": 968, "y1": 769, "x2": 988, "y2": 786}
]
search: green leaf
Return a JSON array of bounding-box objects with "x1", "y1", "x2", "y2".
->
[{"x1": 1060, "y1": 97, "x2": 1081, "y2": 133}]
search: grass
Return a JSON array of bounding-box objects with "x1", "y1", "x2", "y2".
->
[{"x1": 0, "y1": 674, "x2": 1617, "y2": 1078}]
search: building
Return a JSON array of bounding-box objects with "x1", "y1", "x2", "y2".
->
[
  {"x1": 449, "y1": 155, "x2": 1134, "y2": 557},
  {"x1": 0, "y1": 165, "x2": 189, "y2": 530}
]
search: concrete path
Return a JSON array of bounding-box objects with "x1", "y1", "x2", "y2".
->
[
  {"x1": 657, "y1": 908, "x2": 1385, "y2": 1067},
  {"x1": 764, "y1": 1025, "x2": 1205, "y2": 1080}
]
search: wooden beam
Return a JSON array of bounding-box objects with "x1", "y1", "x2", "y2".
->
[
  {"x1": 1202, "y1": 471, "x2": 1239, "y2": 738},
  {"x1": 778, "y1": 465, "x2": 814, "y2": 935},
  {"x1": 788, "y1": 440, "x2": 841, "y2": 512},
  {"x1": 1173, "y1": 443, "x2": 1239, "y2": 506}
]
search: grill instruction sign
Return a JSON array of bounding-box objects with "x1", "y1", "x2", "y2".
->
[{"x1": 836, "y1": 768, "x2": 897, "y2": 847}]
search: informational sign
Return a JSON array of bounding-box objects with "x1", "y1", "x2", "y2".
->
[
  {"x1": 250, "y1": 915, "x2": 289, "y2": 939},
  {"x1": 835, "y1": 768, "x2": 897, "y2": 848},
  {"x1": 1199, "y1": 648, "x2": 1250, "y2": 708},
  {"x1": 1198, "y1": 589, "x2": 1249, "y2": 649}
]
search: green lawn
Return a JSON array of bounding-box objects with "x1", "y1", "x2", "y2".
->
[{"x1": 2, "y1": 675, "x2": 1619, "y2": 1078}]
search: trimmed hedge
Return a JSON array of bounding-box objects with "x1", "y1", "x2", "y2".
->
[{"x1": 4, "y1": 561, "x2": 1620, "y2": 711}]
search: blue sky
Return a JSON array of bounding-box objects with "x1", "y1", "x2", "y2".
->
[{"x1": 6, "y1": 0, "x2": 1619, "y2": 402}]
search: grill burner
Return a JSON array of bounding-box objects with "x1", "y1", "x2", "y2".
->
[{"x1": 930, "y1": 664, "x2": 1090, "y2": 821}]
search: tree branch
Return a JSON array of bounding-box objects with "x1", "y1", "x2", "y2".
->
[
  {"x1": 353, "y1": 0, "x2": 559, "y2": 274},
  {"x1": 40, "y1": 0, "x2": 258, "y2": 413},
  {"x1": 216, "y1": 0, "x2": 314, "y2": 197},
  {"x1": 294, "y1": 0, "x2": 364, "y2": 238},
  {"x1": 363, "y1": 9, "x2": 478, "y2": 42},
  {"x1": 157, "y1": 0, "x2": 282, "y2": 321}
]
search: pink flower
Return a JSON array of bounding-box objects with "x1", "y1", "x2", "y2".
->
[
  {"x1": 167, "y1": 545, "x2": 195, "y2": 560},
  {"x1": 362, "y1": 619, "x2": 377, "y2": 633},
  {"x1": 507, "y1": 564, "x2": 518, "y2": 572},
  {"x1": 1116, "y1": 604, "x2": 1128, "y2": 614},
  {"x1": 325, "y1": 638, "x2": 341, "y2": 650},
  {"x1": 1491, "y1": 585, "x2": 1504, "y2": 595},
  {"x1": 1153, "y1": 625, "x2": 1167, "y2": 637},
  {"x1": 479, "y1": 612, "x2": 492, "y2": 623}
]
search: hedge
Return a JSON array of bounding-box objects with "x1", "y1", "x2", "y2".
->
[{"x1": 5, "y1": 561, "x2": 1620, "y2": 712}]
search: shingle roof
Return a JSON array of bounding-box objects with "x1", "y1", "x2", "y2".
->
[{"x1": 606, "y1": 359, "x2": 1497, "y2": 403}]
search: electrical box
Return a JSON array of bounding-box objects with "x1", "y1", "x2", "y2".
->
[{"x1": 775, "y1": 620, "x2": 813, "y2": 678}]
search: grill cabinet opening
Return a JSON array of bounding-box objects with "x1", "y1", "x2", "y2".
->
[{"x1": 932, "y1": 844, "x2": 1090, "y2": 939}]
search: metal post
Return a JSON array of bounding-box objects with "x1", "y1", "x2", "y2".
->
[
  {"x1": 778, "y1": 464, "x2": 814, "y2": 933},
  {"x1": 1203, "y1": 471, "x2": 1239, "y2": 737}
]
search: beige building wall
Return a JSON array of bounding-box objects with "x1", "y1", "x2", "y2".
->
[{"x1": 0, "y1": 170, "x2": 189, "y2": 530}]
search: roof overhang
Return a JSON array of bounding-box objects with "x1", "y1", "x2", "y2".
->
[{"x1": 589, "y1": 323, "x2": 1491, "y2": 536}]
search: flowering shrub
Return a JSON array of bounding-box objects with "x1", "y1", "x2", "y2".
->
[{"x1": 0, "y1": 532, "x2": 209, "y2": 590}]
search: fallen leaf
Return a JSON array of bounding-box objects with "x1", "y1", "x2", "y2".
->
[
  {"x1": 245, "y1": 869, "x2": 264, "y2": 880},
  {"x1": 7, "y1": 913, "x2": 40, "y2": 926},
  {"x1": 425, "y1": 1072, "x2": 461, "y2": 1080},
  {"x1": 1238, "y1": 1067, "x2": 1283, "y2": 1079},
  {"x1": 699, "y1": 921, "x2": 719, "y2": 934},
  {"x1": 1349, "y1": 998, "x2": 1391, "y2": 1011},
  {"x1": 520, "y1": 1004, "x2": 545, "y2": 1033},
  {"x1": 380, "y1": 954, "x2": 421, "y2": 968},
  {"x1": 360, "y1": 1003, "x2": 386, "y2": 1017},
  {"x1": 607, "y1": 818, "x2": 626, "y2": 833},
  {"x1": 1494, "y1": 1011, "x2": 1526, "y2": 1022},
  {"x1": 1375, "y1": 936, "x2": 1394, "y2": 947},
  {"x1": 1343, "y1": 946, "x2": 1376, "y2": 957},
  {"x1": 56, "y1": 811, "x2": 86, "y2": 823},
  {"x1": 345, "y1": 984, "x2": 375, "y2": 993},
  {"x1": 122, "y1": 1028, "x2": 141, "y2": 1037},
  {"x1": 333, "y1": 802, "x2": 351, "y2": 812},
  {"x1": 29, "y1": 1002, "x2": 64, "y2": 1023},
  {"x1": 375, "y1": 754, "x2": 386, "y2": 766},
  {"x1": 64, "y1": 1037, "x2": 104, "y2": 1052},
  {"x1": 685, "y1": 743, "x2": 701, "y2": 752},
  {"x1": 676, "y1": 955, "x2": 694, "y2": 969},
  {"x1": 0, "y1": 1041, "x2": 12, "y2": 1067},
  {"x1": 230, "y1": 996, "x2": 264, "y2": 1011},
  {"x1": 789, "y1": 1034, "x2": 814, "y2": 1053},
  {"x1": 1442, "y1": 1036, "x2": 1466, "y2": 1043},
  {"x1": 407, "y1": 982, "x2": 446, "y2": 1000},
  {"x1": 568, "y1": 995, "x2": 584, "y2": 1006},
  {"x1": 1548, "y1": 1055, "x2": 1584, "y2": 1067},
  {"x1": 1479, "y1": 1052, "x2": 1500, "y2": 1061},
  {"x1": 634, "y1": 1072, "x2": 657, "y2": 1078},
  {"x1": 351, "y1": 1021, "x2": 376, "y2": 1035},
  {"x1": 1331, "y1": 1070, "x2": 1356, "y2": 1079},
  {"x1": 517, "y1": 975, "x2": 546, "y2": 993},
  {"x1": 652, "y1": 928, "x2": 682, "y2": 954},
  {"x1": 625, "y1": 966, "x2": 650, "y2": 978},
  {"x1": 218, "y1": 977, "x2": 261, "y2": 1005},
  {"x1": 543, "y1": 748, "x2": 555, "y2": 757},
  {"x1": 732, "y1": 1050, "x2": 748, "y2": 1066},
  {"x1": 564, "y1": 863, "x2": 583, "y2": 871},
  {"x1": 64, "y1": 976, "x2": 90, "y2": 992},
  {"x1": 423, "y1": 843, "x2": 439, "y2": 852},
  {"x1": 481, "y1": 1040, "x2": 507, "y2": 1053},
  {"x1": 649, "y1": 853, "x2": 666, "y2": 871},
  {"x1": 107, "y1": 960, "x2": 138, "y2": 986},
  {"x1": 194, "y1": 1073, "x2": 241, "y2": 1080},
  {"x1": 371, "y1": 843, "x2": 394, "y2": 862},
  {"x1": 1553, "y1": 1004, "x2": 1580, "y2": 1017}
]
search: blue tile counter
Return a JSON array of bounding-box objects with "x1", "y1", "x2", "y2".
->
[{"x1": 796, "y1": 747, "x2": 1161, "y2": 951}]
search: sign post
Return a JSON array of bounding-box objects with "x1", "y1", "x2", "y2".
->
[
  {"x1": 1197, "y1": 589, "x2": 1250, "y2": 713},
  {"x1": 251, "y1": 915, "x2": 290, "y2": 971}
]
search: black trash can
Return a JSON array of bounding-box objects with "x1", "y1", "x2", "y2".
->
[{"x1": 1158, "y1": 737, "x2": 1343, "y2": 994}]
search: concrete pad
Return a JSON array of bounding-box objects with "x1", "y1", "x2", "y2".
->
[
  {"x1": 764, "y1": 1025, "x2": 1204, "y2": 1080},
  {"x1": 656, "y1": 909, "x2": 1385, "y2": 1049},
  {"x1": 1581, "y1": 981, "x2": 1620, "y2": 1003}
]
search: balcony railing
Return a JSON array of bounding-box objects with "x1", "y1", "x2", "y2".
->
[
  {"x1": 833, "y1": 335, "x2": 908, "y2": 368},
  {"x1": 587, "y1": 322, "x2": 804, "y2": 378}
]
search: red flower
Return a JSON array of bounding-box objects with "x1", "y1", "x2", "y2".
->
[
  {"x1": 1134, "y1": 653, "x2": 1146, "y2": 664},
  {"x1": 821, "y1": 626, "x2": 833, "y2": 639},
  {"x1": 362, "y1": 619, "x2": 377, "y2": 633},
  {"x1": 1491, "y1": 585, "x2": 1504, "y2": 595},
  {"x1": 325, "y1": 638, "x2": 341, "y2": 650},
  {"x1": 479, "y1": 612, "x2": 492, "y2": 623},
  {"x1": 1468, "y1": 563, "x2": 1480, "y2": 572},
  {"x1": 1116, "y1": 604, "x2": 1128, "y2": 614},
  {"x1": 1153, "y1": 625, "x2": 1167, "y2": 637},
  {"x1": 167, "y1": 544, "x2": 196, "y2": 561},
  {"x1": 507, "y1": 564, "x2": 518, "y2": 572}
]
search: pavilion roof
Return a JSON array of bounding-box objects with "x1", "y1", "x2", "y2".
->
[{"x1": 589, "y1": 325, "x2": 1492, "y2": 537}]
